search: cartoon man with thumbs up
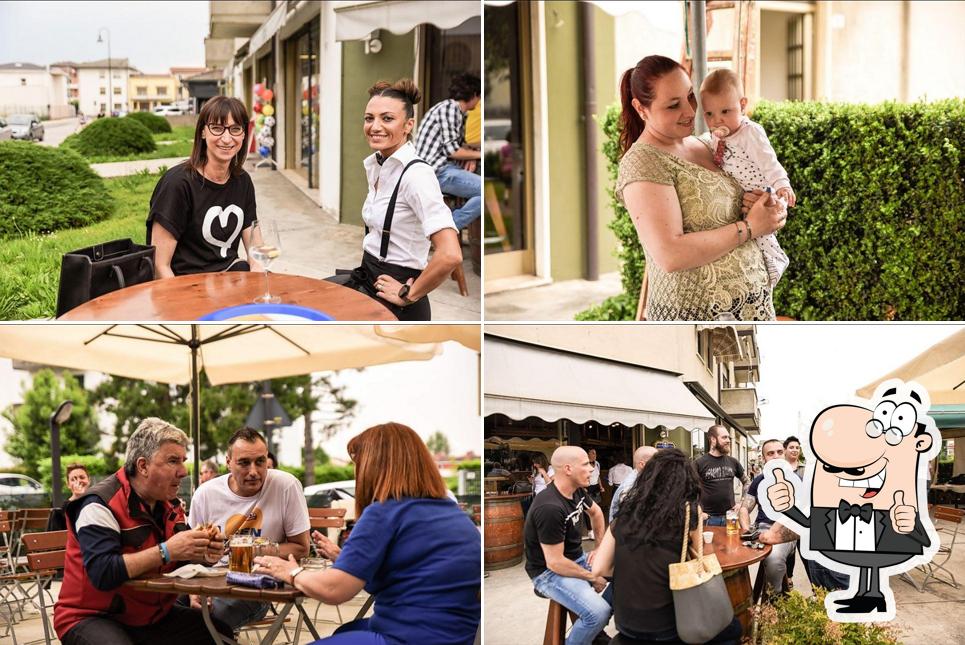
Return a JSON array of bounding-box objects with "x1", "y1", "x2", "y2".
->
[{"x1": 760, "y1": 379, "x2": 941, "y2": 622}]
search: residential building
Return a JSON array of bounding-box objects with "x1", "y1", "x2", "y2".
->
[
  {"x1": 483, "y1": 0, "x2": 965, "y2": 293},
  {"x1": 75, "y1": 58, "x2": 139, "y2": 116},
  {"x1": 128, "y1": 72, "x2": 179, "y2": 112},
  {"x1": 183, "y1": 69, "x2": 222, "y2": 113},
  {"x1": 207, "y1": 0, "x2": 480, "y2": 221},
  {"x1": 0, "y1": 62, "x2": 72, "y2": 119},
  {"x1": 50, "y1": 61, "x2": 80, "y2": 102},
  {"x1": 484, "y1": 324, "x2": 761, "y2": 490},
  {"x1": 170, "y1": 66, "x2": 209, "y2": 105}
]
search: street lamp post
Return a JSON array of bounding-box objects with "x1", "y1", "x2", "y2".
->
[
  {"x1": 50, "y1": 400, "x2": 74, "y2": 508},
  {"x1": 97, "y1": 28, "x2": 111, "y2": 116}
]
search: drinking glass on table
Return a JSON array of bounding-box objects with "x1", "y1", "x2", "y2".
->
[{"x1": 250, "y1": 219, "x2": 282, "y2": 304}]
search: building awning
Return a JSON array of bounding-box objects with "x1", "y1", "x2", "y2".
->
[
  {"x1": 684, "y1": 380, "x2": 752, "y2": 441},
  {"x1": 696, "y1": 324, "x2": 744, "y2": 361},
  {"x1": 857, "y1": 329, "x2": 965, "y2": 406},
  {"x1": 934, "y1": 405, "x2": 965, "y2": 430},
  {"x1": 249, "y1": 2, "x2": 289, "y2": 55},
  {"x1": 484, "y1": 338, "x2": 715, "y2": 429},
  {"x1": 334, "y1": 0, "x2": 480, "y2": 41}
]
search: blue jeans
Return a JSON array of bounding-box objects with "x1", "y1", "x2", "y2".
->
[
  {"x1": 436, "y1": 163, "x2": 481, "y2": 229},
  {"x1": 532, "y1": 554, "x2": 613, "y2": 645},
  {"x1": 802, "y1": 556, "x2": 850, "y2": 591},
  {"x1": 706, "y1": 515, "x2": 727, "y2": 527}
]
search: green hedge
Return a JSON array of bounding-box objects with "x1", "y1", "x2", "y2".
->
[
  {"x1": 0, "y1": 141, "x2": 114, "y2": 239},
  {"x1": 124, "y1": 111, "x2": 173, "y2": 134},
  {"x1": 276, "y1": 464, "x2": 356, "y2": 485},
  {"x1": 579, "y1": 99, "x2": 965, "y2": 320},
  {"x1": 63, "y1": 116, "x2": 157, "y2": 158}
]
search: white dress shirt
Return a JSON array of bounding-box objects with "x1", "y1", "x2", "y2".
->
[
  {"x1": 588, "y1": 461, "x2": 601, "y2": 487},
  {"x1": 835, "y1": 512, "x2": 876, "y2": 552},
  {"x1": 608, "y1": 462, "x2": 632, "y2": 486},
  {"x1": 361, "y1": 141, "x2": 457, "y2": 270}
]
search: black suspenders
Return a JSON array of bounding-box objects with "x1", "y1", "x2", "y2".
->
[{"x1": 379, "y1": 158, "x2": 429, "y2": 262}]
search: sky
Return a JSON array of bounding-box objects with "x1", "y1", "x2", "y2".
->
[
  {"x1": 754, "y1": 324, "x2": 961, "y2": 453},
  {"x1": 0, "y1": 1, "x2": 209, "y2": 73}
]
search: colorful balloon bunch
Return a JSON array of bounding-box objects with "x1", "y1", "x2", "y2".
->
[{"x1": 253, "y1": 83, "x2": 275, "y2": 158}]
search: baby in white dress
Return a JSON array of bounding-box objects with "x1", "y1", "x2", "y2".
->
[{"x1": 699, "y1": 68, "x2": 795, "y2": 289}]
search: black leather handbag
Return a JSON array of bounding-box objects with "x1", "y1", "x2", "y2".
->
[{"x1": 55, "y1": 239, "x2": 156, "y2": 317}]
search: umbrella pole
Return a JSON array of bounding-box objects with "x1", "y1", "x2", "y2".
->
[{"x1": 190, "y1": 325, "x2": 202, "y2": 492}]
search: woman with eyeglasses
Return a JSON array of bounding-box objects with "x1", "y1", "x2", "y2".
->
[
  {"x1": 147, "y1": 96, "x2": 263, "y2": 278},
  {"x1": 254, "y1": 422, "x2": 481, "y2": 644}
]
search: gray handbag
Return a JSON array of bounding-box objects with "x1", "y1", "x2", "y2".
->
[{"x1": 668, "y1": 503, "x2": 735, "y2": 644}]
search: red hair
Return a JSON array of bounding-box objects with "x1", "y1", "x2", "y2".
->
[
  {"x1": 619, "y1": 55, "x2": 690, "y2": 156},
  {"x1": 348, "y1": 423, "x2": 449, "y2": 518}
]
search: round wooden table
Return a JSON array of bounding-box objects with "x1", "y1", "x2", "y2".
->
[
  {"x1": 58, "y1": 272, "x2": 397, "y2": 321},
  {"x1": 704, "y1": 526, "x2": 771, "y2": 636}
]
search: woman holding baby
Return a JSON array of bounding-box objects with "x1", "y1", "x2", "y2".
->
[{"x1": 617, "y1": 55, "x2": 789, "y2": 321}]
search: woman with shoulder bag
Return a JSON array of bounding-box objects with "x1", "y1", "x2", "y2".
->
[
  {"x1": 328, "y1": 79, "x2": 462, "y2": 321},
  {"x1": 592, "y1": 448, "x2": 742, "y2": 644}
]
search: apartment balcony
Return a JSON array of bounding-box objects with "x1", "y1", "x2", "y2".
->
[
  {"x1": 209, "y1": 0, "x2": 272, "y2": 39},
  {"x1": 205, "y1": 36, "x2": 236, "y2": 70},
  {"x1": 720, "y1": 386, "x2": 761, "y2": 434}
]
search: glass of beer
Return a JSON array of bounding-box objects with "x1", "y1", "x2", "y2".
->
[
  {"x1": 725, "y1": 510, "x2": 740, "y2": 535},
  {"x1": 229, "y1": 535, "x2": 254, "y2": 573}
]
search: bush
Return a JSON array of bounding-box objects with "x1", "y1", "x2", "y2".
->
[
  {"x1": 579, "y1": 99, "x2": 965, "y2": 320},
  {"x1": 0, "y1": 140, "x2": 114, "y2": 238},
  {"x1": 756, "y1": 587, "x2": 900, "y2": 644},
  {"x1": 276, "y1": 464, "x2": 356, "y2": 486},
  {"x1": 63, "y1": 116, "x2": 157, "y2": 158},
  {"x1": 0, "y1": 170, "x2": 160, "y2": 319},
  {"x1": 124, "y1": 111, "x2": 173, "y2": 134}
]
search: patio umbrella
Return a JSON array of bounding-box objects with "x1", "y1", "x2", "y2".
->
[
  {"x1": 0, "y1": 324, "x2": 471, "y2": 488},
  {"x1": 856, "y1": 328, "x2": 965, "y2": 405}
]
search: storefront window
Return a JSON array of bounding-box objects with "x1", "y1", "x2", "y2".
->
[
  {"x1": 484, "y1": 2, "x2": 526, "y2": 255},
  {"x1": 293, "y1": 21, "x2": 320, "y2": 188}
]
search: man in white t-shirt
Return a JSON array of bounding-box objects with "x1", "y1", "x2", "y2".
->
[
  {"x1": 188, "y1": 428, "x2": 310, "y2": 631},
  {"x1": 583, "y1": 448, "x2": 606, "y2": 540},
  {"x1": 607, "y1": 459, "x2": 632, "y2": 488}
]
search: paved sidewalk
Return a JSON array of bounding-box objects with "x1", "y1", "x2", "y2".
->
[
  {"x1": 246, "y1": 166, "x2": 480, "y2": 321},
  {"x1": 485, "y1": 272, "x2": 623, "y2": 320},
  {"x1": 91, "y1": 156, "x2": 188, "y2": 178}
]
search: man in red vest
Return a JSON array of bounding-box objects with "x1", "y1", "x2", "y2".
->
[{"x1": 55, "y1": 418, "x2": 232, "y2": 644}]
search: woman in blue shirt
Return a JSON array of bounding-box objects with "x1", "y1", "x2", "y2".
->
[{"x1": 255, "y1": 423, "x2": 480, "y2": 644}]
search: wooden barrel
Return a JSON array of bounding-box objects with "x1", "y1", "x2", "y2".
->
[
  {"x1": 723, "y1": 567, "x2": 754, "y2": 636},
  {"x1": 484, "y1": 493, "x2": 527, "y2": 570}
]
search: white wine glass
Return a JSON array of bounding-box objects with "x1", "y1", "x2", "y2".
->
[{"x1": 250, "y1": 220, "x2": 282, "y2": 304}]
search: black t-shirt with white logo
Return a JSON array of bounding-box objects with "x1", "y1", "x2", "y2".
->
[
  {"x1": 695, "y1": 453, "x2": 745, "y2": 516},
  {"x1": 147, "y1": 163, "x2": 256, "y2": 275},
  {"x1": 523, "y1": 483, "x2": 594, "y2": 579}
]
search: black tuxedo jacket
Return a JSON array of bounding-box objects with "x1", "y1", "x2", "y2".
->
[{"x1": 785, "y1": 505, "x2": 930, "y2": 555}]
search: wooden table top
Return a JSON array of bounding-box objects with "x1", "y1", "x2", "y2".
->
[
  {"x1": 704, "y1": 526, "x2": 771, "y2": 571},
  {"x1": 126, "y1": 573, "x2": 301, "y2": 602},
  {"x1": 58, "y1": 272, "x2": 396, "y2": 321}
]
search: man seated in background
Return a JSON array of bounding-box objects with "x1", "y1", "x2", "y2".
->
[
  {"x1": 187, "y1": 427, "x2": 310, "y2": 631},
  {"x1": 47, "y1": 463, "x2": 91, "y2": 531}
]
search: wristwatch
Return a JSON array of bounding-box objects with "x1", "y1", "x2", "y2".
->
[
  {"x1": 397, "y1": 283, "x2": 413, "y2": 305},
  {"x1": 289, "y1": 566, "x2": 306, "y2": 585}
]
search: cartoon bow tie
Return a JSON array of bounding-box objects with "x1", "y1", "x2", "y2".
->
[{"x1": 838, "y1": 500, "x2": 874, "y2": 523}]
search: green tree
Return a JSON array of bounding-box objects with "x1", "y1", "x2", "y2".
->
[
  {"x1": 313, "y1": 446, "x2": 330, "y2": 465},
  {"x1": 426, "y1": 431, "x2": 451, "y2": 456},
  {"x1": 3, "y1": 369, "x2": 100, "y2": 478},
  {"x1": 291, "y1": 374, "x2": 357, "y2": 487}
]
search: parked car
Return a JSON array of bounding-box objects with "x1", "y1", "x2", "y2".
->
[
  {"x1": 153, "y1": 104, "x2": 183, "y2": 116},
  {"x1": 0, "y1": 116, "x2": 12, "y2": 140},
  {"x1": 0, "y1": 473, "x2": 48, "y2": 508},
  {"x1": 7, "y1": 113, "x2": 44, "y2": 141}
]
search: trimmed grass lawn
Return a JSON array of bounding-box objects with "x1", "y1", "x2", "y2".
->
[{"x1": 0, "y1": 171, "x2": 161, "y2": 320}]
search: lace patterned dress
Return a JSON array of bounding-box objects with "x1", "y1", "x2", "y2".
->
[{"x1": 616, "y1": 140, "x2": 775, "y2": 321}]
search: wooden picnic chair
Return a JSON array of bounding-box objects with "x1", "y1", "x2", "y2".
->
[
  {"x1": 19, "y1": 530, "x2": 66, "y2": 645},
  {"x1": 12, "y1": 510, "x2": 54, "y2": 572}
]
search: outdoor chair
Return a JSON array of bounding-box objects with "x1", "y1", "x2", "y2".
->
[
  {"x1": 534, "y1": 589, "x2": 577, "y2": 645},
  {"x1": 11, "y1": 510, "x2": 54, "y2": 572},
  {"x1": 916, "y1": 506, "x2": 963, "y2": 591},
  {"x1": 19, "y1": 529, "x2": 66, "y2": 645},
  {"x1": 306, "y1": 508, "x2": 350, "y2": 626}
]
